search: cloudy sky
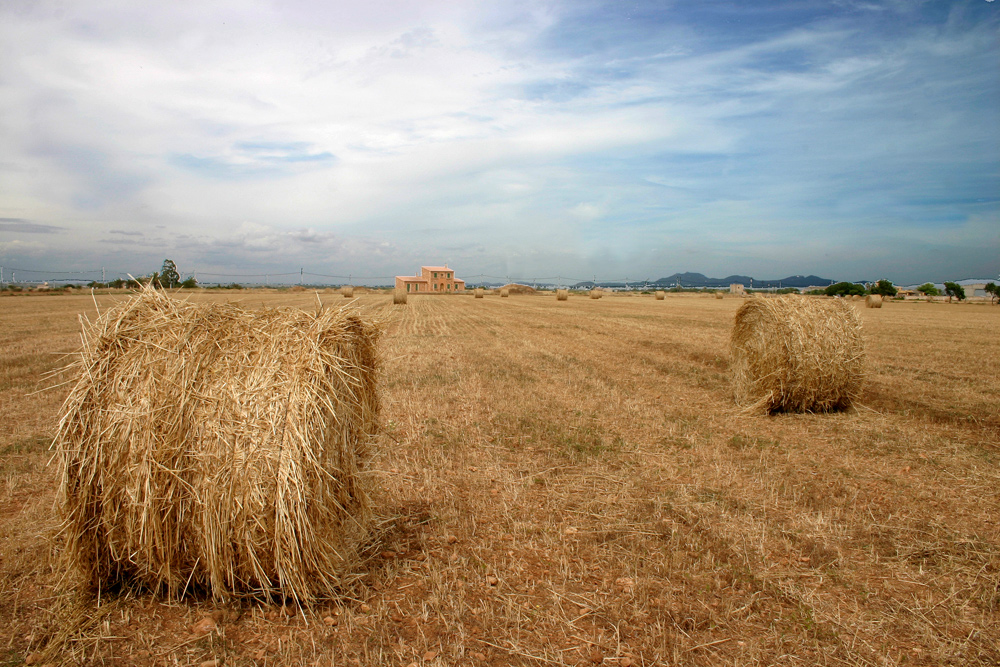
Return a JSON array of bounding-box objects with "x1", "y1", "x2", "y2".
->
[{"x1": 1, "y1": 0, "x2": 997, "y2": 285}]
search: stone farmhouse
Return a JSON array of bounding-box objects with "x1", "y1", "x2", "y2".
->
[{"x1": 395, "y1": 266, "x2": 466, "y2": 294}]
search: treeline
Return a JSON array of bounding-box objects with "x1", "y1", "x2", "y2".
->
[{"x1": 807, "y1": 279, "x2": 998, "y2": 302}]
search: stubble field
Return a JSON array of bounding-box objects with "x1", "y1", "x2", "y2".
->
[{"x1": 1, "y1": 290, "x2": 998, "y2": 666}]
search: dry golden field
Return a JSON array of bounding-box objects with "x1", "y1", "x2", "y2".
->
[{"x1": 1, "y1": 290, "x2": 998, "y2": 666}]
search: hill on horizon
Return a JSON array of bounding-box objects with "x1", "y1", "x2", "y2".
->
[{"x1": 652, "y1": 273, "x2": 833, "y2": 288}]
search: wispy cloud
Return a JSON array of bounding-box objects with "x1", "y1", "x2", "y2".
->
[
  {"x1": 0, "y1": 218, "x2": 62, "y2": 233},
  {"x1": 0, "y1": 0, "x2": 996, "y2": 283}
]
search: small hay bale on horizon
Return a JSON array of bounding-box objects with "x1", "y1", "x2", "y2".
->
[
  {"x1": 393, "y1": 288, "x2": 407, "y2": 305},
  {"x1": 589, "y1": 288, "x2": 602, "y2": 299},
  {"x1": 500, "y1": 288, "x2": 510, "y2": 297},
  {"x1": 342, "y1": 285, "x2": 354, "y2": 298},
  {"x1": 655, "y1": 291, "x2": 665, "y2": 300},
  {"x1": 730, "y1": 295, "x2": 865, "y2": 414},
  {"x1": 474, "y1": 288, "x2": 485, "y2": 298},
  {"x1": 865, "y1": 294, "x2": 883, "y2": 308},
  {"x1": 556, "y1": 289, "x2": 569, "y2": 301},
  {"x1": 53, "y1": 288, "x2": 382, "y2": 603},
  {"x1": 715, "y1": 292, "x2": 724, "y2": 299},
  {"x1": 501, "y1": 283, "x2": 536, "y2": 295}
]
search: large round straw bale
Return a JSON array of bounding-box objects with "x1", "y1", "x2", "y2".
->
[
  {"x1": 342, "y1": 285, "x2": 354, "y2": 298},
  {"x1": 393, "y1": 288, "x2": 407, "y2": 305},
  {"x1": 730, "y1": 296, "x2": 865, "y2": 414},
  {"x1": 474, "y1": 288, "x2": 484, "y2": 298},
  {"x1": 500, "y1": 288, "x2": 510, "y2": 298},
  {"x1": 54, "y1": 289, "x2": 382, "y2": 602},
  {"x1": 715, "y1": 292, "x2": 724, "y2": 299},
  {"x1": 655, "y1": 291, "x2": 665, "y2": 300},
  {"x1": 589, "y1": 289, "x2": 602, "y2": 299},
  {"x1": 865, "y1": 294, "x2": 883, "y2": 308},
  {"x1": 556, "y1": 289, "x2": 569, "y2": 301}
]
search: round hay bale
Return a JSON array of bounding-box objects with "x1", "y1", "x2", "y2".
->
[
  {"x1": 342, "y1": 285, "x2": 354, "y2": 298},
  {"x1": 54, "y1": 288, "x2": 382, "y2": 602},
  {"x1": 556, "y1": 289, "x2": 569, "y2": 301},
  {"x1": 474, "y1": 288, "x2": 485, "y2": 298},
  {"x1": 730, "y1": 295, "x2": 865, "y2": 414},
  {"x1": 589, "y1": 289, "x2": 602, "y2": 299},
  {"x1": 289, "y1": 285, "x2": 306, "y2": 293},
  {"x1": 501, "y1": 283, "x2": 536, "y2": 295},
  {"x1": 715, "y1": 292, "x2": 724, "y2": 300},
  {"x1": 655, "y1": 291, "x2": 665, "y2": 300},
  {"x1": 393, "y1": 288, "x2": 407, "y2": 305},
  {"x1": 865, "y1": 294, "x2": 883, "y2": 308},
  {"x1": 500, "y1": 288, "x2": 510, "y2": 298}
]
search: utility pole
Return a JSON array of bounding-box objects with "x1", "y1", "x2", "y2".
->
[
  {"x1": 1, "y1": 266, "x2": 4, "y2": 288},
  {"x1": 300, "y1": 267, "x2": 303, "y2": 285},
  {"x1": 102, "y1": 266, "x2": 105, "y2": 283},
  {"x1": 265, "y1": 274, "x2": 269, "y2": 286}
]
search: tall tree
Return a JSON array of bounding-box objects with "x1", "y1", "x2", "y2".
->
[
  {"x1": 160, "y1": 259, "x2": 180, "y2": 289},
  {"x1": 871, "y1": 279, "x2": 898, "y2": 297},
  {"x1": 984, "y1": 282, "x2": 998, "y2": 304},
  {"x1": 943, "y1": 281, "x2": 966, "y2": 301}
]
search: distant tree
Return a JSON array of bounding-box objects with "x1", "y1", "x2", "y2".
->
[
  {"x1": 943, "y1": 281, "x2": 966, "y2": 301},
  {"x1": 871, "y1": 279, "x2": 898, "y2": 297},
  {"x1": 984, "y1": 282, "x2": 998, "y2": 304},
  {"x1": 917, "y1": 283, "x2": 941, "y2": 297},
  {"x1": 825, "y1": 281, "x2": 866, "y2": 297},
  {"x1": 160, "y1": 259, "x2": 180, "y2": 288},
  {"x1": 180, "y1": 276, "x2": 198, "y2": 289}
]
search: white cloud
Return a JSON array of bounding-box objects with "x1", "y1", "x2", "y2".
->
[{"x1": 0, "y1": 1, "x2": 996, "y2": 283}]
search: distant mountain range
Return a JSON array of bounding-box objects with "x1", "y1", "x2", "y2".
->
[
  {"x1": 571, "y1": 273, "x2": 834, "y2": 289},
  {"x1": 654, "y1": 273, "x2": 833, "y2": 288}
]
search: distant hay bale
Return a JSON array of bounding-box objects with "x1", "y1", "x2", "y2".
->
[
  {"x1": 54, "y1": 288, "x2": 382, "y2": 602},
  {"x1": 323, "y1": 287, "x2": 335, "y2": 294},
  {"x1": 556, "y1": 289, "x2": 569, "y2": 301},
  {"x1": 655, "y1": 291, "x2": 665, "y2": 300},
  {"x1": 289, "y1": 285, "x2": 306, "y2": 292},
  {"x1": 715, "y1": 292, "x2": 724, "y2": 299},
  {"x1": 474, "y1": 288, "x2": 484, "y2": 298},
  {"x1": 865, "y1": 294, "x2": 883, "y2": 308},
  {"x1": 500, "y1": 288, "x2": 510, "y2": 298},
  {"x1": 589, "y1": 289, "x2": 602, "y2": 299},
  {"x1": 501, "y1": 283, "x2": 536, "y2": 295},
  {"x1": 342, "y1": 285, "x2": 354, "y2": 298},
  {"x1": 393, "y1": 288, "x2": 407, "y2": 305},
  {"x1": 730, "y1": 296, "x2": 865, "y2": 414}
]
